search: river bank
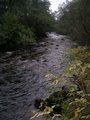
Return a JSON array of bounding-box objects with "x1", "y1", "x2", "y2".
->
[{"x1": 32, "y1": 46, "x2": 90, "y2": 120}]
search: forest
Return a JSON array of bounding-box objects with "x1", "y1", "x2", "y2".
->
[
  {"x1": 0, "y1": 0, "x2": 89, "y2": 50},
  {"x1": 0, "y1": 0, "x2": 90, "y2": 120},
  {"x1": 0, "y1": 0, "x2": 55, "y2": 50},
  {"x1": 57, "y1": 0, "x2": 90, "y2": 45}
]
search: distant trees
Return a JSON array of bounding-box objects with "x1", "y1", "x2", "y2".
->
[
  {"x1": 57, "y1": 0, "x2": 90, "y2": 45},
  {"x1": 24, "y1": 0, "x2": 55, "y2": 38},
  {"x1": 0, "y1": 0, "x2": 55, "y2": 50}
]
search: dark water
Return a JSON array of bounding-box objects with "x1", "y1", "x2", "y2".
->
[{"x1": 0, "y1": 33, "x2": 73, "y2": 120}]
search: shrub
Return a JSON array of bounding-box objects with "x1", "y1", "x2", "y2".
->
[
  {"x1": 34, "y1": 47, "x2": 90, "y2": 120},
  {"x1": 0, "y1": 12, "x2": 35, "y2": 50}
]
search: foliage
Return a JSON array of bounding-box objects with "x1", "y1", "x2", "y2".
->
[
  {"x1": 61, "y1": 47, "x2": 90, "y2": 120},
  {"x1": 57, "y1": 0, "x2": 90, "y2": 45},
  {"x1": 0, "y1": 12, "x2": 35, "y2": 50},
  {"x1": 22, "y1": 0, "x2": 55, "y2": 38},
  {"x1": 34, "y1": 47, "x2": 90, "y2": 120},
  {"x1": 0, "y1": 0, "x2": 55, "y2": 49}
]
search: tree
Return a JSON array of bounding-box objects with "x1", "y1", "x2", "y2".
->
[
  {"x1": 57, "y1": 0, "x2": 90, "y2": 45},
  {"x1": 0, "y1": 12, "x2": 35, "y2": 50},
  {"x1": 0, "y1": 0, "x2": 55, "y2": 50},
  {"x1": 22, "y1": 0, "x2": 55, "y2": 38}
]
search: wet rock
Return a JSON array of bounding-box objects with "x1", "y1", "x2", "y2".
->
[
  {"x1": 6, "y1": 51, "x2": 13, "y2": 55},
  {"x1": 1, "y1": 52, "x2": 13, "y2": 60},
  {"x1": 21, "y1": 55, "x2": 29, "y2": 60},
  {"x1": 43, "y1": 59, "x2": 48, "y2": 62},
  {"x1": 56, "y1": 45, "x2": 59, "y2": 47},
  {"x1": 36, "y1": 59, "x2": 39, "y2": 62},
  {"x1": 35, "y1": 87, "x2": 68, "y2": 116},
  {"x1": 34, "y1": 99, "x2": 47, "y2": 111},
  {"x1": 53, "y1": 105, "x2": 62, "y2": 114},
  {"x1": 61, "y1": 38, "x2": 64, "y2": 41},
  {"x1": 31, "y1": 51, "x2": 43, "y2": 58},
  {"x1": 40, "y1": 42, "x2": 45, "y2": 45},
  {"x1": 56, "y1": 48, "x2": 58, "y2": 49}
]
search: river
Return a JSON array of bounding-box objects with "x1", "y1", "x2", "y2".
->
[{"x1": 0, "y1": 33, "x2": 73, "y2": 120}]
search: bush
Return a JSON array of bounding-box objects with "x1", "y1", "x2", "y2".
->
[
  {"x1": 0, "y1": 12, "x2": 35, "y2": 50},
  {"x1": 34, "y1": 47, "x2": 90, "y2": 120},
  {"x1": 57, "y1": 0, "x2": 90, "y2": 45}
]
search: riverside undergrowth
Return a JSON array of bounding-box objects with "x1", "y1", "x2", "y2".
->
[{"x1": 34, "y1": 47, "x2": 90, "y2": 120}]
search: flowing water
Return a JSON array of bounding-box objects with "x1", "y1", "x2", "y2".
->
[{"x1": 0, "y1": 33, "x2": 73, "y2": 120}]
